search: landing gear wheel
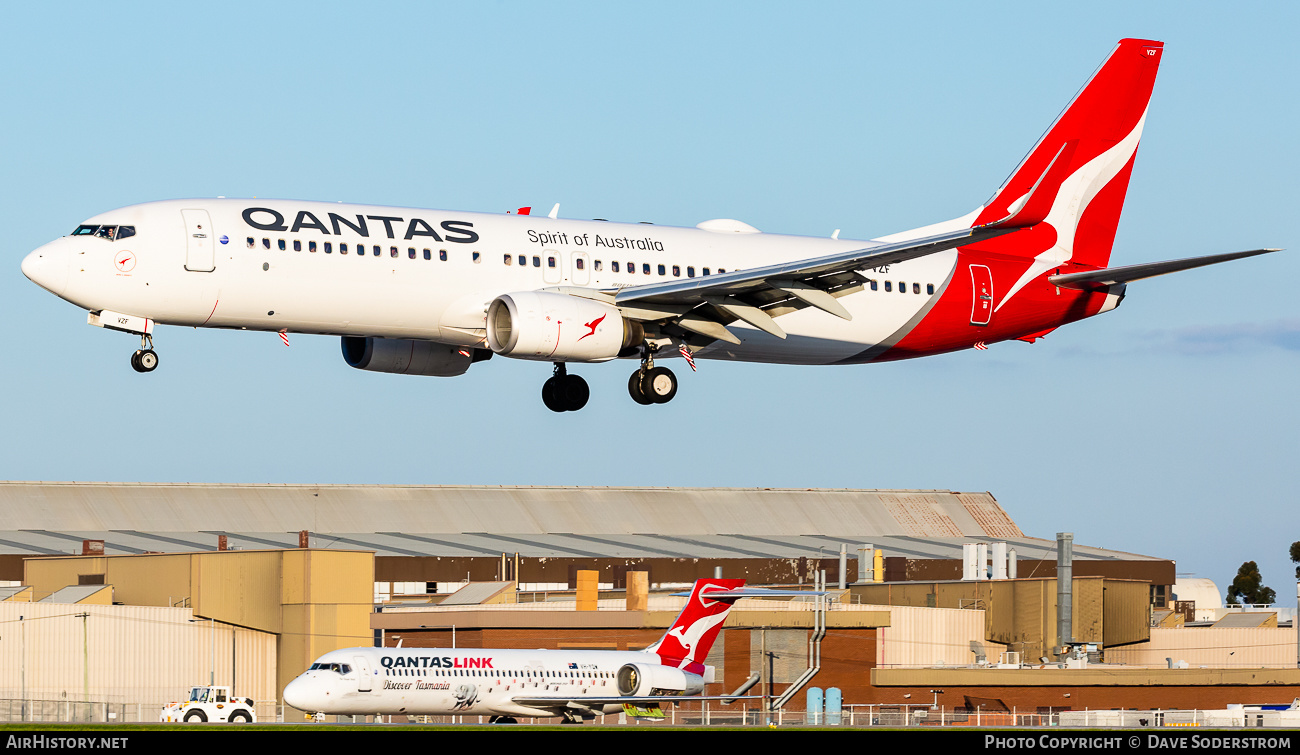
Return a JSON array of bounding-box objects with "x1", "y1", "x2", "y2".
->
[
  {"x1": 640, "y1": 366, "x2": 677, "y2": 404},
  {"x1": 542, "y1": 377, "x2": 565, "y2": 413},
  {"x1": 136, "y1": 349, "x2": 158, "y2": 372},
  {"x1": 559, "y1": 374, "x2": 589, "y2": 411},
  {"x1": 628, "y1": 370, "x2": 653, "y2": 405},
  {"x1": 542, "y1": 365, "x2": 590, "y2": 412}
]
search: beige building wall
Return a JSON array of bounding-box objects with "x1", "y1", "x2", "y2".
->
[
  {"x1": 869, "y1": 604, "x2": 1005, "y2": 667},
  {"x1": 24, "y1": 549, "x2": 374, "y2": 702},
  {"x1": 1104, "y1": 627, "x2": 1299, "y2": 668},
  {"x1": 0, "y1": 602, "x2": 276, "y2": 716}
]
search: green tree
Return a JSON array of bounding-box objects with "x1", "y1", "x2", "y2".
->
[
  {"x1": 1291, "y1": 541, "x2": 1300, "y2": 579},
  {"x1": 1226, "y1": 561, "x2": 1276, "y2": 605}
]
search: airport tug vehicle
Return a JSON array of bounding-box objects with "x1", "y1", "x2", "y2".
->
[{"x1": 160, "y1": 685, "x2": 256, "y2": 723}]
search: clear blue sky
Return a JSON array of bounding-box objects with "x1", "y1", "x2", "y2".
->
[{"x1": 2, "y1": 2, "x2": 1296, "y2": 604}]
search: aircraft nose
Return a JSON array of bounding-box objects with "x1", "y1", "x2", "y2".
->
[
  {"x1": 21, "y1": 241, "x2": 69, "y2": 296},
  {"x1": 283, "y1": 675, "x2": 322, "y2": 712}
]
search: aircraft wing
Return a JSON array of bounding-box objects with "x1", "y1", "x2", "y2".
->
[
  {"x1": 1048, "y1": 249, "x2": 1279, "y2": 291},
  {"x1": 608, "y1": 223, "x2": 1024, "y2": 345}
]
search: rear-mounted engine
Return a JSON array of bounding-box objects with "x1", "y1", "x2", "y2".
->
[
  {"x1": 486, "y1": 291, "x2": 643, "y2": 362},
  {"x1": 616, "y1": 663, "x2": 705, "y2": 697},
  {"x1": 341, "y1": 336, "x2": 490, "y2": 377}
]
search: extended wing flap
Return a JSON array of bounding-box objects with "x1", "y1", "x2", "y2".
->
[{"x1": 1048, "y1": 248, "x2": 1279, "y2": 290}]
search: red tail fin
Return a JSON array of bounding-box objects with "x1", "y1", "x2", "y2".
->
[
  {"x1": 974, "y1": 39, "x2": 1163, "y2": 269},
  {"x1": 650, "y1": 579, "x2": 746, "y2": 669}
]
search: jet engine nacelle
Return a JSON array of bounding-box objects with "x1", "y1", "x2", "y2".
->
[
  {"x1": 486, "y1": 291, "x2": 643, "y2": 362},
  {"x1": 616, "y1": 663, "x2": 706, "y2": 697},
  {"x1": 341, "y1": 336, "x2": 489, "y2": 377}
]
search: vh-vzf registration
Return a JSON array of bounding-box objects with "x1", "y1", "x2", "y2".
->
[{"x1": 21, "y1": 39, "x2": 1275, "y2": 411}]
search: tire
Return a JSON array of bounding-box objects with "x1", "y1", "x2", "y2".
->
[
  {"x1": 184, "y1": 709, "x2": 207, "y2": 723},
  {"x1": 640, "y1": 366, "x2": 677, "y2": 404},
  {"x1": 628, "y1": 371, "x2": 653, "y2": 405},
  {"x1": 541, "y1": 377, "x2": 565, "y2": 413},
  {"x1": 138, "y1": 349, "x2": 159, "y2": 372},
  {"x1": 560, "y1": 374, "x2": 589, "y2": 411},
  {"x1": 229, "y1": 710, "x2": 251, "y2": 723},
  {"x1": 130, "y1": 351, "x2": 145, "y2": 373}
]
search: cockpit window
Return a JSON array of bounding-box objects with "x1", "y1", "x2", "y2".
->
[
  {"x1": 71, "y1": 225, "x2": 136, "y2": 241},
  {"x1": 309, "y1": 662, "x2": 351, "y2": 674}
]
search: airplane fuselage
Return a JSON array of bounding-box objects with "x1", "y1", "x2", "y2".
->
[{"x1": 24, "y1": 198, "x2": 1120, "y2": 366}]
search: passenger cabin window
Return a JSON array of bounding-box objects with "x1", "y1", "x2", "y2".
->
[
  {"x1": 532, "y1": 256, "x2": 541, "y2": 267},
  {"x1": 575, "y1": 258, "x2": 584, "y2": 270},
  {"x1": 390, "y1": 246, "x2": 398, "y2": 258},
  {"x1": 440, "y1": 250, "x2": 448, "y2": 261},
  {"x1": 324, "y1": 242, "x2": 332, "y2": 253},
  {"x1": 246, "y1": 237, "x2": 255, "y2": 249},
  {"x1": 293, "y1": 240, "x2": 302, "y2": 251},
  {"x1": 409, "y1": 247, "x2": 417, "y2": 259},
  {"x1": 425, "y1": 249, "x2": 433, "y2": 260},
  {"x1": 870, "y1": 280, "x2": 878, "y2": 291},
  {"x1": 504, "y1": 254, "x2": 513, "y2": 265},
  {"x1": 263, "y1": 238, "x2": 271, "y2": 249},
  {"x1": 309, "y1": 241, "x2": 317, "y2": 253},
  {"x1": 373, "y1": 245, "x2": 381, "y2": 256},
  {"x1": 913, "y1": 282, "x2": 921, "y2": 294},
  {"x1": 703, "y1": 268, "x2": 710, "y2": 276},
  {"x1": 926, "y1": 283, "x2": 935, "y2": 295},
  {"x1": 594, "y1": 260, "x2": 602, "y2": 271},
  {"x1": 612, "y1": 261, "x2": 620, "y2": 273},
  {"x1": 473, "y1": 251, "x2": 481, "y2": 263},
  {"x1": 642, "y1": 263, "x2": 651, "y2": 275},
  {"x1": 516, "y1": 255, "x2": 525, "y2": 266},
  {"x1": 278, "y1": 239, "x2": 286, "y2": 251},
  {"x1": 340, "y1": 243, "x2": 348, "y2": 254},
  {"x1": 547, "y1": 256, "x2": 556, "y2": 268},
  {"x1": 658, "y1": 264, "x2": 666, "y2": 275}
]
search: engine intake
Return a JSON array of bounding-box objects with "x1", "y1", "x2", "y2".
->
[
  {"x1": 486, "y1": 291, "x2": 642, "y2": 362},
  {"x1": 616, "y1": 663, "x2": 705, "y2": 697},
  {"x1": 341, "y1": 337, "x2": 489, "y2": 377}
]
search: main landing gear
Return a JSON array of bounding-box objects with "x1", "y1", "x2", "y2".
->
[
  {"x1": 628, "y1": 346, "x2": 677, "y2": 406},
  {"x1": 130, "y1": 333, "x2": 159, "y2": 373},
  {"x1": 542, "y1": 363, "x2": 589, "y2": 413}
]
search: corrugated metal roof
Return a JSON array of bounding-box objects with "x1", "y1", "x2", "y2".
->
[
  {"x1": 40, "y1": 585, "x2": 109, "y2": 604},
  {"x1": 440, "y1": 582, "x2": 515, "y2": 605},
  {"x1": 0, "y1": 482, "x2": 1161, "y2": 562}
]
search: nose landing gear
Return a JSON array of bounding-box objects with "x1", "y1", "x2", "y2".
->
[
  {"x1": 542, "y1": 363, "x2": 589, "y2": 412},
  {"x1": 130, "y1": 334, "x2": 159, "y2": 373}
]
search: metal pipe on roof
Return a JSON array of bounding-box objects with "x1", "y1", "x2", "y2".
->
[{"x1": 1057, "y1": 532, "x2": 1074, "y2": 660}]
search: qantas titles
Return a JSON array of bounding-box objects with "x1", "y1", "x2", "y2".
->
[{"x1": 241, "y1": 207, "x2": 479, "y2": 244}]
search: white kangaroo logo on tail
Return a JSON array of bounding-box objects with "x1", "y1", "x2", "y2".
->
[{"x1": 664, "y1": 584, "x2": 729, "y2": 668}]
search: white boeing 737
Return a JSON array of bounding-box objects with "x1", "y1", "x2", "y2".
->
[
  {"x1": 283, "y1": 579, "x2": 777, "y2": 723},
  {"x1": 21, "y1": 39, "x2": 1275, "y2": 411}
]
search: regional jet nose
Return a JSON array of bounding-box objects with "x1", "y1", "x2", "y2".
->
[
  {"x1": 283, "y1": 675, "x2": 323, "y2": 712},
  {"x1": 21, "y1": 241, "x2": 69, "y2": 297}
]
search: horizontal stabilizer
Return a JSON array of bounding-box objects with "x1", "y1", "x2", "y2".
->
[{"x1": 1048, "y1": 249, "x2": 1279, "y2": 290}]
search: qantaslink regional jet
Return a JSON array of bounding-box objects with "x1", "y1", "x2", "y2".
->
[
  {"x1": 21, "y1": 39, "x2": 1276, "y2": 412},
  {"x1": 282, "y1": 579, "x2": 785, "y2": 723}
]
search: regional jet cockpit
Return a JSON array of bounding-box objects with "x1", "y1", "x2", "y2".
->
[
  {"x1": 308, "y1": 662, "x2": 352, "y2": 674},
  {"x1": 72, "y1": 224, "x2": 136, "y2": 241}
]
